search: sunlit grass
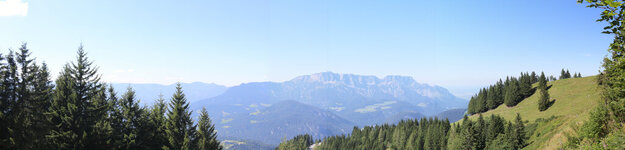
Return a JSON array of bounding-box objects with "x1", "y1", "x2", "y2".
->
[{"x1": 465, "y1": 76, "x2": 600, "y2": 149}]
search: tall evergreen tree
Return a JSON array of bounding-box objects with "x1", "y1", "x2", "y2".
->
[
  {"x1": 196, "y1": 107, "x2": 222, "y2": 150},
  {"x1": 145, "y1": 94, "x2": 169, "y2": 149},
  {"x1": 560, "y1": 69, "x2": 566, "y2": 80},
  {"x1": 0, "y1": 52, "x2": 8, "y2": 149},
  {"x1": 8, "y1": 44, "x2": 55, "y2": 149},
  {"x1": 513, "y1": 113, "x2": 526, "y2": 149},
  {"x1": 107, "y1": 85, "x2": 124, "y2": 148},
  {"x1": 119, "y1": 87, "x2": 145, "y2": 149},
  {"x1": 530, "y1": 71, "x2": 537, "y2": 83},
  {"x1": 518, "y1": 72, "x2": 532, "y2": 97},
  {"x1": 164, "y1": 83, "x2": 196, "y2": 150},
  {"x1": 27, "y1": 62, "x2": 54, "y2": 149},
  {"x1": 1, "y1": 51, "x2": 18, "y2": 149},
  {"x1": 538, "y1": 72, "x2": 550, "y2": 111},
  {"x1": 486, "y1": 86, "x2": 498, "y2": 109},
  {"x1": 47, "y1": 45, "x2": 107, "y2": 149},
  {"x1": 504, "y1": 78, "x2": 520, "y2": 107}
]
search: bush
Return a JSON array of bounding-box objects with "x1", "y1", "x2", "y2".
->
[{"x1": 580, "y1": 106, "x2": 609, "y2": 140}]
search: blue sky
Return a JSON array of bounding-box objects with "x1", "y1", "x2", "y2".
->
[{"x1": 0, "y1": 0, "x2": 612, "y2": 98}]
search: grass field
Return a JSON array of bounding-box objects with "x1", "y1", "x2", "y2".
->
[{"x1": 465, "y1": 76, "x2": 601, "y2": 150}]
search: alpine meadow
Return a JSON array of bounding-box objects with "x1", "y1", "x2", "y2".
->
[{"x1": 1, "y1": 0, "x2": 623, "y2": 150}]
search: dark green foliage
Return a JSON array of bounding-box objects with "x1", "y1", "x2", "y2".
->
[
  {"x1": 512, "y1": 113, "x2": 526, "y2": 149},
  {"x1": 47, "y1": 45, "x2": 110, "y2": 149},
  {"x1": 107, "y1": 85, "x2": 125, "y2": 148},
  {"x1": 0, "y1": 44, "x2": 55, "y2": 149},
  {"x1": 307, "y1": 118, "x2": 450, "y2": 150},
  {"x1": 571, "y1": 1, "x2": 625, "y2": 148},
  {"x1": 468, "y1": 72, "x2": 542, "y2": 114},
  {"x1": 446, "y1": 114, "x2": 525, "y2": 150},
  {"x1": 164, "y1": 83, "x2": 197, "y2": 150},
  {"x1": 580, "y1": 106, "x2": 609, "y2": 140},
  {"x1": 144, "y1": 94, "x2": 169, "y2": 149},
  {"x1": 276, "y1": 134, "x2": 313, "y2": 150},
  {"x1": 538, "y1": 72, "x2": 550, "y2": 111},
  {"x1": 196, "y1": 107, "x2": 221, "y2": 150},
  {"x1": 119, "y1": 87, "x2": 147, "y2": 149},
  {"x1": 559, "y1": 69, "x2": 572, "y2": 80},
  {"x1": 504, "y1": 78, "x2": 521, "y2": 107},
  {"x1": 0, "y1": 44, "x2": 220, "y2": 149}
]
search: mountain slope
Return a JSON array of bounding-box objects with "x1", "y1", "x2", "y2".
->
[
  {"x1": 467, "y1": 76, "x2": 600, "y2": 150},
  {"x1": 191, "y1": 72, "x2": 467, "y2": 146},
  {"x1": 192, "y1": 72, "x2": 466, "y2": 126},
  {"x1": 217, "y1": 100, "x2": 353, "y2": 145},
  {"x1": 112, "y1": 82, "x2": 227, "y2": 105}
]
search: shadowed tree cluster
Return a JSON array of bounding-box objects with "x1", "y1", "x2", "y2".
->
[
  {"x1": 0, "y1": 43, "x2": 222, "y2": 150},
  {"x1": 467, "y1": 72, "x2": 538, "y2": 114}
]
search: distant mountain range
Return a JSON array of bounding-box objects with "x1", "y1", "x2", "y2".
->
[
  {"x1": 112, "y1": 72, "x2": 468, "y2": 147},
  {"x1": 219, "y1": 100, "x2": 353, "y2": 145},
  {"x1": 189, "y1": 72, "x2": 467, "y2": 146},
  {"x1": 110, "y1": 82, "x2": 228, "y2": 105}
]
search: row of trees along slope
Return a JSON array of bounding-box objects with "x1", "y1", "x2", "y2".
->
[
  {"x1": 467, "y1": 70, "x2": 581, "y2": 115},
  {"x1": 277, "y1": 114, "x2": 529, "y2": 150},
  {"x1": 0, "y1": 44, "x2": 221, "y2": 150}
]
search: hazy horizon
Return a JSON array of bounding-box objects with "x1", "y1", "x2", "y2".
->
[{"x1": 0, "y1": 0, "x2": 610, "y2": 99}]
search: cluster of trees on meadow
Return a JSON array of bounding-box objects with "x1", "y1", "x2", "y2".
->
[
  {"x1": 559, "y1": 69, "x2": 582, "y2": 80},
  {"x1": 466, "y1": 72, "x2": 538, "y2": 114},
  {"x1": 467, "y1": 69, "x2": 581, "y2": 115},
  {"x1": 279, "y1": 114, "x2": 528, "y2": 150},
  {"x1": 0, "y1": 44, "x2": 221, "y2": 150}
]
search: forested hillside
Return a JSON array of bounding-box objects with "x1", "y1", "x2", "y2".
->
[
  {"x1": 467, "y1": 76, "x2": 600, "y2": 149},
  {"x1": 280, "y1": 74, "x2": 598, "y2": 150},
  {"x1": 0, "y1": 44, "x2": 222, "y2": 150}
]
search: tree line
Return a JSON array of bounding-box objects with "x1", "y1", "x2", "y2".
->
[
  {"x1": 279, "y1": 114, "x2": 528, "y2": 150},
  {"x1": 468, "y1": 69, "x2": 581, "y2": 115},
  {"x1": 0, "y1": 44, "x2": 221, "y2": 150},
  {"x1": 467, "y1": 72, "x2": 537, "y2": 115}
]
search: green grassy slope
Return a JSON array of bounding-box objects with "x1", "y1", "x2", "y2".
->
[{"x1": 467, "y1": 76, "x2": 601, "y2": 150}]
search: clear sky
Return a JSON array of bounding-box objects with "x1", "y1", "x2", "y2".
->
[{"x1": 0, "y1": 0, "x2": 613, "y2": 98}]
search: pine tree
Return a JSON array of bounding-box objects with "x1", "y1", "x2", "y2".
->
[
  {"x1": 107, "y1": 85, "x2": 124, "y2": 148},
  {"x1": 513, "y1": 113, "x2": 526, "y2": 149},
  {"x1": 530, "y1": 71, "x2": 537, "y2": 83},
  {"x1": 565, "y1": 70, "x2": 571, "y2": 78},
  {"x1": 47, "y1": 45, "x2": 107, "y2": 149},
  {"x1": 504, "y1": 78, "x2": 520, "y2": 107},
  {"x1": 29, "y1": 62, "x2": 54, "y2": 149},
  {"x1": 560, "y1": 69, "x2": 566, "y2": 79},
  {"x1": 7, "y1": 43, "x2": 54, "y2": 149},
  {"x1": 196, "y1": 107, "x2": 222, "y2": 150},
  {"x1": 1, "y1": 51, "x2": 19, "y2": 149},
  {"x1": 473, "y1": 115, "x2": 486, "y2": 150},
  {"x1": 164, "y1": 83, "x2": 196, "y2": 150},
  {"x1": 145, "y1": 94, "x2": 169, "y2": 149},
  {"x1": 486, "y1": 86, "x2": 498, "y2": 109},
  {"x1": 538, "y1": 72, "x2": 550, "y2": 111},
  {"x1": 518, "y1": 72, "x2": 532, "y2": 98},
  {"x1": 486, "y1": 115, "x2": 505, "y2": 142},
  {"x1": 47, "y1": 67, "x2": 80, "y2": 149},
  {"x1": 119, "y1": 87, "x2": 145, "y2": 149},
  {"x1": 0, "y1": 52, "x2": 8, "y2": 149}
]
